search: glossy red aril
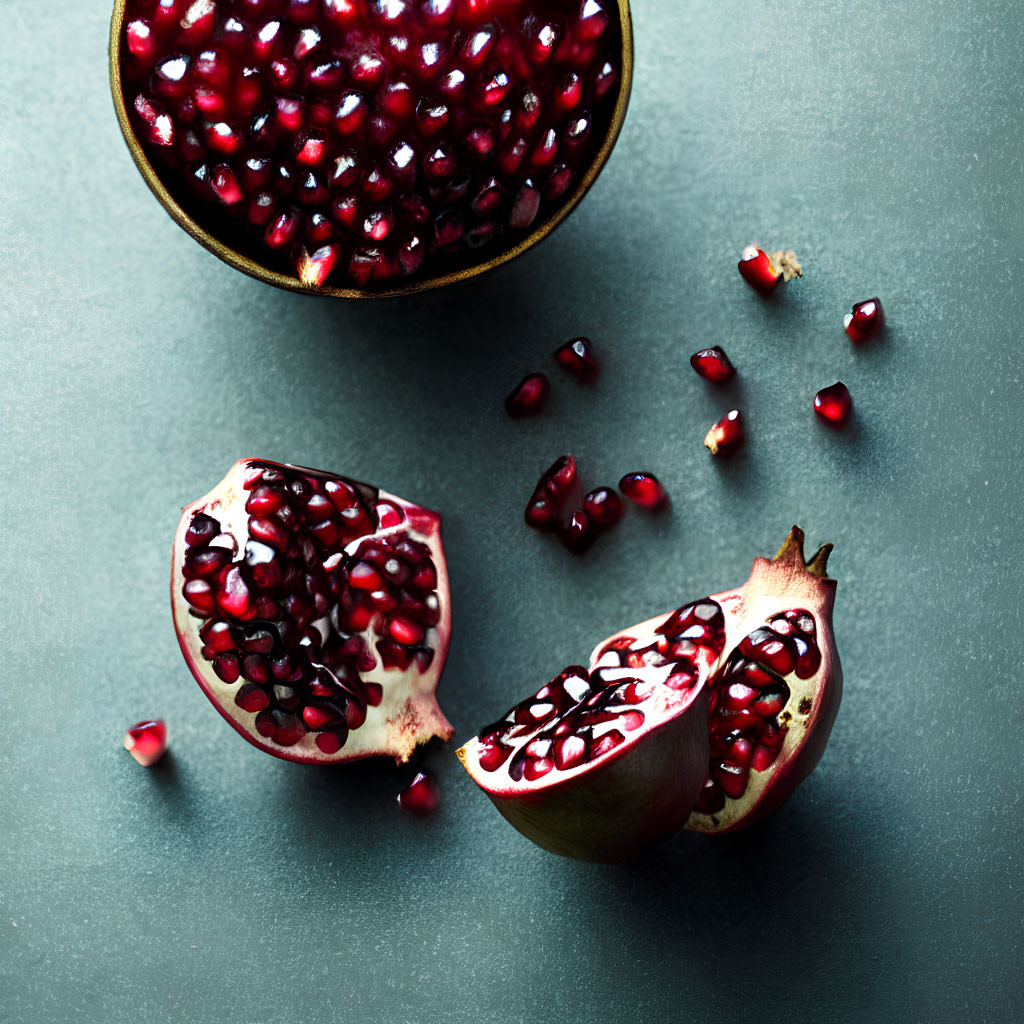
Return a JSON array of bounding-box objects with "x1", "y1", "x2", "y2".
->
[
  {"x1": 618, "y1": 472, "x2": 666, "y2": 509},
  {"x1": 737, "y1": 246, "x2": 780, "y2": 293},
  {"x1": 459, "y1": 527, "x2": 842, "y2": 858},
  {"x1": 398, "y1": 771, "x2": 440, "y2": 815},
  {"x1": 525, "y1": 454, "x2": 580, "y2": 530},
  {"x1": 505, "y1": 373, "x2": 550, "y2": 418},
  {"x1": 582, "y1": 486, "x2": 622, "y2": 527},
  {"x1": 690, "y1": 346, "x2": 734, "y2": 383},
  {"x1": 844, "y1": 298, "x2": 884, "y2": 342},
  {"x1": 704, "y1": 409, "x2": 743, "y2": 456},
  {"x1": 737, "y1": 245, "x2": 802, "y2": 293},
  {"x1": 554, "y1": 336, "x2": 599, "y2": 380},
  {"x1": 559, "y1": 507, "x2": 596, "y2": 552},
  {"x1": 124, "y1": 719, "x2": 168, "y2": 766},
  {"x1": 171, "y1": 459, "x2": 453, "y2": 763},
  {"x1": 814, "y1": 382, "x2": 853, "y2": 427},
  {"x1": 118, "y1": 0, "x2": 625, "y2": 289}
]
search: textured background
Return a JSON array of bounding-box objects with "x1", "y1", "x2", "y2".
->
[{"x1": 2, "y1": 1, "x2": 1022, "y2": 1022}]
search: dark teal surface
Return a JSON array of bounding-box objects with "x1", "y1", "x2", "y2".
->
[{"x1": 2, "y1": 2, "x2": 1022, "y2": 1022}]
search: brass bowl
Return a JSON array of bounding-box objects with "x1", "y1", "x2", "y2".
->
[{"x1": 108, "y1": 1, "x2": 634, "y2": 299}]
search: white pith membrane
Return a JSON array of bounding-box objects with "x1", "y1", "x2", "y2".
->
[
  {"x1": 171, "y1": 458, "x2": 453, "y2": 763},
  {"x1": 459, "y1": 528, "x2": 839, "y2": 844}
]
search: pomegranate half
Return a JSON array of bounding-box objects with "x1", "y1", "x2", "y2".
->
[
  {"x1": 458, "y1": 527, "x2": 841, "y2": 859},
  {"x1": 110, "y1": 0, "x2": 633, "y2": 297},
  {"x1": 171, "y1": 458, "x2": 453, "y2": 763}
]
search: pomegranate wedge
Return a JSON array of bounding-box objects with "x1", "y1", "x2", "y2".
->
[
  {"x1": 459, "y1": 527, "x2": 842, "y2": 859},
  {"x1": 172, "y1": 458, "x2": 453, "y2": 763}
]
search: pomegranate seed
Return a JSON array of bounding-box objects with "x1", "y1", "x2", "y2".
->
[
  {"x1": 559, "y1": 508, "x2": 596, "y2": 552},
  {"x1": 398, "y1": 771, "x2": 439, "y2": 815},
  {"x1": 737, "y1": 246, "x2": 780, "y2": 293},
  {"x1": 704, "y1": 410, "x2": 743, "y2": 456},
  {"x1": 814, "y1": 382, "x2": 853, "y2": 428},
  {"x1": 120, "y1": 0, "x2": 624, "y2": 288},
  {"x1": 123, "y1": 720, "x2": 168, "y2": 767},
  {"x1": 582, "y1": 487, "x2": 622, "y2": 528},
  {"x1": 504, "y1": 373, "x2": 550, "y2": 418},
  {"x1": 554, "y1": 337, "x2": 598, "y2": 380},
  {"x1": 525, "y1": 455, "x2": 581, "y2": 529},
  {"x1": 298, "y1": 244, "x2": 340, "y2": 287},
  {"x1": 618, "y1": 472, "x2": 666, "y2": 510},
  {"x1": 844, "y1": 298, "x2": 884, "y2": 342},
  {"x1": 690, "y1": 346, "x2": 735, "y2": 383}
]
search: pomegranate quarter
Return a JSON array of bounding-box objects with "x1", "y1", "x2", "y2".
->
[
  {"x1": 171, "y1": 459, "x2": 453, "y2": 763},
  {"x1": 111, "y1": 0, "x2": 633, "y2": 296},
  {"x1": 458, "y1": 527, "x2": 842, "y2": 861}
]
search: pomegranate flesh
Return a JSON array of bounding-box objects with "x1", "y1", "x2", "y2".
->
[
  {"x1": 124, "y1": 719, "x2": 168, "y2": 766},
  {"x1": 171, "y1": 458, "x2": 453, "y2": 763},
  {"x1": 117, "y1": 0, "x2": 627, "y2": 291},
  {"x1": 457, "y1": 628, "x2": 720, "y2": 861},
  {"x1": 459, "y1": 527, "x2": 842, "y2": 857}
]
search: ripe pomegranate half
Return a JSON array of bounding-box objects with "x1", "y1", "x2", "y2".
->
[
  {"x1": 110, "y1": 0, "x2": 633, "y2": 297},
  {"x1": 171, "y1": 458, "x2": 453, "y2": 763},
  {"x1": 458, "y1": 527, "x2": 841, "y2": 859}
]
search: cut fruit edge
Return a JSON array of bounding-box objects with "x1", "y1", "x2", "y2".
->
[{"x1": 171, "y1": 459, "x2": 454, "y2": 764}]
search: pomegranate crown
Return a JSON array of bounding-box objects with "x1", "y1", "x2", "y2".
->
[{"x1": 774, "y1": 525, "x2": 833, "y2": 581}]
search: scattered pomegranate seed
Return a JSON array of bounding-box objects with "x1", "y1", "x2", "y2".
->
[
  {"x1": 844, "y1": 298, "x2": 884, "y2": 342},
  {"x1": 525, "y1": 455, "x2": 580, "y2": 530},
  {"x1": 123, "y1": 720, "x2": 168, "y2": 767},
  {"x1": 559, "y1": 507, "x2": 597, "y2": 552},
  {"x1": 738, "y1": 245, "x2": 802, "y2": 293},
  {"x1": 618, "y1": 472, "x2": 666, "y2": 510},
  {"x1": 583, "y1": 487, "x2": 623, "y2": 528},
  {"x1": 690, "y1": 346, "x2": 735, "y2": 383},
  {"x1": 704, "y1": 410, "x2": 744, "y2": 456},
  {"x1": 505, "y1": 373, "x2": 550, "y2": 418},
  {"x1": 814, "y1": 382, "x2": 853, "y2": 427},
  {"x1": 398, "y1": 771, "x2": 439, "y2": 816},
  {"x1": 554, "y1": 337, "x2": 599, "y2": 380},
  {"x1": 737, "y1": 246, "x2": 781, "y2": 293}
]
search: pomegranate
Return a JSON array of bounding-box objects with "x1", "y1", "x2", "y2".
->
[
  {"x1": 124, "y1": 719, "x2": 169, "y2": 766},
  {"x1": 458, "y1": 527, "x2": 841, "y2": 858},
  {"x1": 112, "y1": 0, "x2": 632, "y2": 295},
  {"x1": 171, "y1": 458, "x2": 453, "y2": 763}
]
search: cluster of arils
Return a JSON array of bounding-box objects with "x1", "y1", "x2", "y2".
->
[
  {"x1": 120, "y1": 0, "x2": 623, "y2": 288},
  {"x1": 171, "y1": 458, "x2": 453, "y2": 764}
]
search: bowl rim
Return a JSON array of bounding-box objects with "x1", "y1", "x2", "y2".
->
[{"x1": 108, "y1": 0, "x2": 634, "y2": 299}]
